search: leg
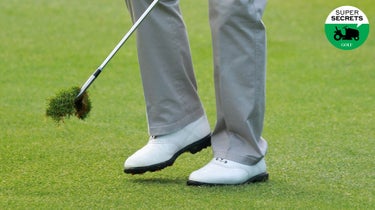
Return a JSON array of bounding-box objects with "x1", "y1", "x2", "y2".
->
[
  {"x1": 124, "y1": 0, "x2": 211, "y2": 174},
  {"x1": 126, "y1": 0, "x2": 205, "y2": 136},
  {"x1": 210, "y1": 0, "x2": 268, "y2": 165},
  {"x1": 188, "y1": 0, "x2": 268, "y2": 185}
]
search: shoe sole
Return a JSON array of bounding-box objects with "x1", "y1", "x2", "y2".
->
[
  {"x1": 124, "y1": 134, "x2": 211, "y2": 175},
  {"x1": 186, "y1": 172, "x2": 269, "y2": 186}
]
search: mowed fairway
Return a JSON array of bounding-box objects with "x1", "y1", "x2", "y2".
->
[{"x1": 1, "y1": 0, "x2": 374, "y2": 209}]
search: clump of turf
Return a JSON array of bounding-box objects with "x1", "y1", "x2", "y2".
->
[{"x1": 46, "y1": 86, "x2": 92, "y2": 122}]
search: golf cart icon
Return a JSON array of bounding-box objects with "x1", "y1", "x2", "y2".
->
[{"x1": 334, "y1": 26, "x2": 359, "y2": 41}]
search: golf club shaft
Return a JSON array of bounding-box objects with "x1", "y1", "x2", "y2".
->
[{"x1": 76, "y1": 0, "x2": 159, "y2": 99}]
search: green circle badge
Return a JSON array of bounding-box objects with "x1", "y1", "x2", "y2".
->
[{"x1": 325, "y1": 6, "x2": 370, "y2": 50}]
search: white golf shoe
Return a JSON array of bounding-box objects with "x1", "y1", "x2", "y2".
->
[
  {"x1": 187, "y1": 158, "x2": 268, "y2": 186},
  {"x1": 124, "y1": 116, "x2": 211, "y2": 174}
]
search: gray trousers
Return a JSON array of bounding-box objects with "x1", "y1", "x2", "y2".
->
[{"x1": 125, "y1": 0, "x2": 268, "y2": 165}]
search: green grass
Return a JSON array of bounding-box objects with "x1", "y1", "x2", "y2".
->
[{"x1": 1, "y1": 0, "x2": 374, "y2": 209}]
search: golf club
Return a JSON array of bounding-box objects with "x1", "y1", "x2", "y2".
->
[{"x1": 75, "y1": 0, "x2": 159, "y2": 102}]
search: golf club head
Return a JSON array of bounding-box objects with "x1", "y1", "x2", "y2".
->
[{"x1": 74, "y1": 91, "x2": 91, "y2": 119}]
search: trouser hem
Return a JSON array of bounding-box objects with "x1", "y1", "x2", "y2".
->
[{"x1": 148, "y1": 109, "x2": 206, "y2": 136}]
